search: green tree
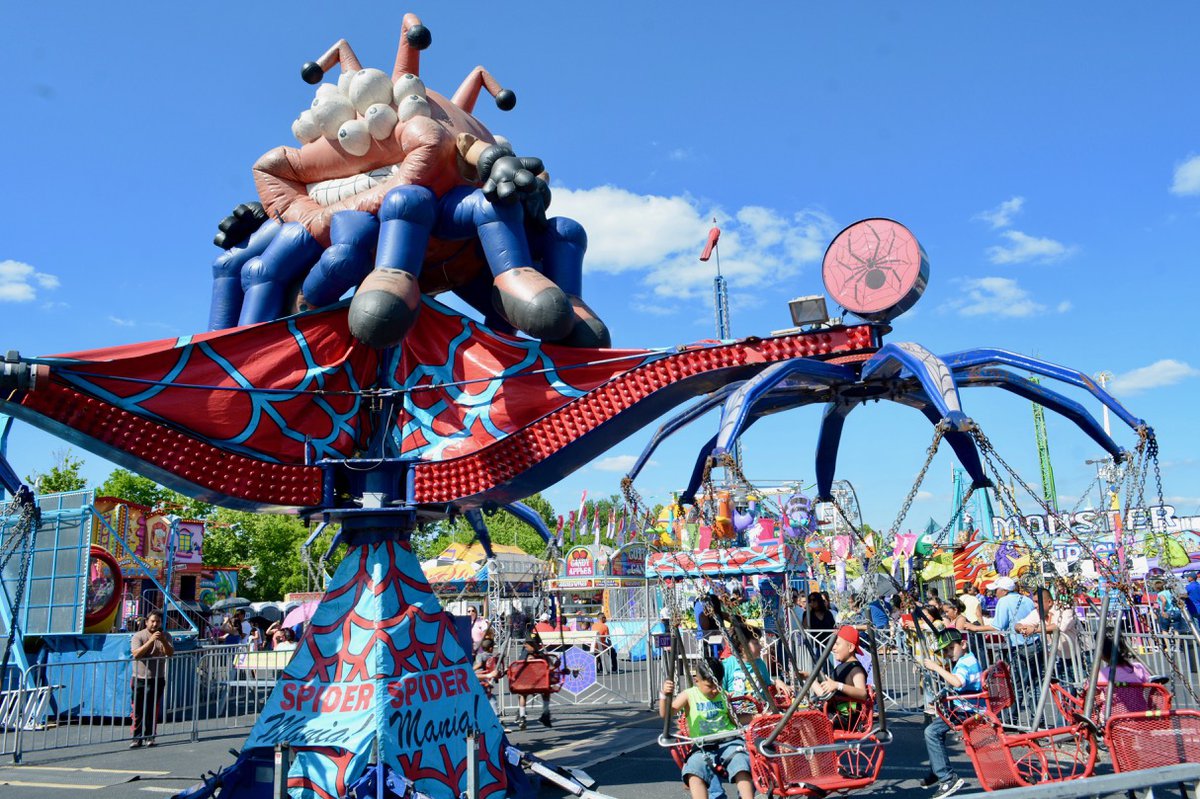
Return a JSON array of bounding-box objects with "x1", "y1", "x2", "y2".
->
[
  {"x1": 97, "y1": 468, "x2": 214, "y2": 518},
  {"x1": 203, "y1": 509, "x2": 345, "y2": 600},
  {"x1": 25, "y1": 448, "x2": 87, "y2": 493},
  {"x1": 410, "y1": 493, "x2": 558, "y2": 561}
]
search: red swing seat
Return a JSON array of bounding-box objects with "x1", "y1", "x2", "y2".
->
[
  {"x1": 1105, "y1": 709, "x2": 1200, "y2": 772},
  {"x1": 959, "y1": 714, "x2": 1097, "y2": 791},
  {"x1": 934, "y1": 661, "x2": 1014, "y2": 729},
  {"x1": 743, "y1": 707, "x2": 884, "y2": 798},
  {"x1": 1049, "y1": 680, "x2": 1172, "y2": 726},
  {"x1": 506, "y1": 658, "x2": 563, "y2": 696}
]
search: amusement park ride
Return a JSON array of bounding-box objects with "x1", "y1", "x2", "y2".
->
[{"x1": 0, "y1": 10, "x2": 1179, "y2": 799}]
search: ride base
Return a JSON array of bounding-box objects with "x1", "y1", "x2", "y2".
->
[{"x1": 196, "y1": 529, "x2": 516, "y2": 799}]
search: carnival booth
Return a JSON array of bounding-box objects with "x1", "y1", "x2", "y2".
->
[
  {"x1": 644, "y1": 541, "x2": 806, "y2": 660},
  {"x1": 421, "y1": 541, "x2": 543, "y2": 613},
  {"x1": 540, "y1": 542, "x2": 651, "y2": 655}
]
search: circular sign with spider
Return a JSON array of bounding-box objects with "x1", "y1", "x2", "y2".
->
[{"x1": 821, "y1": 218, "x2": 929, "y2": 322}]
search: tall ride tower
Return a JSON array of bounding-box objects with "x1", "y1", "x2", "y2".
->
[
  {"x1": 700, "y1": 223, "x2": 740, "y2": 467},
  {"x1": 1029, "y1": 376, "x2": 1059, "y2": 512}
]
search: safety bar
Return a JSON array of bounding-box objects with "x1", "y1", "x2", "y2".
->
[
  {"x1": 754, "y1": 728, "x2": 892, "y2": 759},
  {"x1": 657, "y1": 728, "x2": 745, "y2": 748}
]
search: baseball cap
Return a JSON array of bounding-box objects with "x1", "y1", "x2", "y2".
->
[
  {"x1": 987, "y1": 576, "x2": 1017, "y2": 592},
  {"x1": 935, "y1": 629, "x2": 964, "y2": 652},
  {"x1": 836, "y1": 625, "x2": 862, "y2": 653},
  {"x1": 660, "y1": 607, "x2": 671, "y2": 619},
  {"x1": 536, "y1": 612, "x2": 550, "y2": 622}
]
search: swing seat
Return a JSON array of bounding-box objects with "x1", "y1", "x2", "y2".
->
[
  {"x1": 823, "y1": 689, "x2": 874, "y2": 734},
  {"x1": 1049, "y1": 680, "x2": 1172, "y2": 726},
  {"x1": 959, "y1": 714, "x2": 1097, "y2": 791},
  {"x1": 934, "y1": 661, "x2": 1014, "y2": 729},
  {"x1": 744, "y1": 711, "x2": 884, "y2": 798},
  {"x1": 506, "y1": 658, "x2": 563, "y2": 696},
  {"x1": 1105, "y1": 709, "x2": 1200, "y2": 771},
  {"x1": 666, "y1": 714, "x2": 733, "y2": 777}
]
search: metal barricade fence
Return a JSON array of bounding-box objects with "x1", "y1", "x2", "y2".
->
[
  {"x1": 494, "y1": 626, "x2": 658, "y2": 715},
  {"x1": 0, "y1": 643, "x2": 280, "y2": 762}
]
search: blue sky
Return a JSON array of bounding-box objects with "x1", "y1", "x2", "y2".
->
[{"x1": 3, "y1": 3, "x2": 1199, "y2": 530}]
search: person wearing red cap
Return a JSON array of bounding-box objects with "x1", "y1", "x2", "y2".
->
[{"x1": 812, "y1": 625, "x2": 869, "y2": 730}]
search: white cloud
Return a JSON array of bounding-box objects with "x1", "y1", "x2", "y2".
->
[
  {"x1": 1109, "y1": 359, "x2": 1200, "y2": 395},
  {"x1": 1056, "y1": 300, "x2": 1073, "y2": 313},
  {"x1": 944, "y1": 277, "x2": 1046, "y2": 318},
  {"x1": 630, "y1": 300, "x2": 678, "y2": 317},
  {"x1": 550, "y1": 185, "x2": 836, "y2": 300},
  {"x1": 667, "y1": 148, "x2": 692, "y2": 162},
  {"x1": 592, "y1": 454, "x2": 646, "y2": 473},
  {"x1": 975, "y1": 197, "x2": 1025, "y2": 228},
  {"x1": 0, "y1": 259, "x2": 60, "y2": 303},
  {"x1": 1170, "y1": 155, "x2": 1200, "y2": 196},
  {"x1": 987, "y1": 231, "x2": 1076, "y2": 264},
  {"x1": 915, "y1": 490, "x2": 934, "y2": 501},
  {"x1": 107, "y1": 316, "x2": 136, "y2": 327}
]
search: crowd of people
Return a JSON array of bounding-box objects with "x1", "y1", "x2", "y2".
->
[{"x1": 656, "y1": 570, "x2": 1200, "y2": 799}]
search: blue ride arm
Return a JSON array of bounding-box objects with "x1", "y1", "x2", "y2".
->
[
  {"x1": 625, "y1": 386, "x2": 739, "y2": 483},
  {"x1": 712, "y1": 359, "x2": 857, "y2": 457},
  {"x1": 955, "y1": 367, "x2": 1126, "y2": 461},
  {"x1": 860, "y1": 343, "x2": 970, "y2": 430},
  {"x1": 464, "y1": 508, "x2": 495, "y2": 558},
  {"x1": 940, "y1": 348, "x2": 1145, "y2": 432},
  {"x1": 501, "y1": 501, "x2": 553, "y2": 543},
  {"x1": 815, "y1": 402, "x2": 855, "y2": 501},
  {"x1": 905, "y1": 396, "x2": 990, "y2": 488},
  {"x1": 680, "y1": 432, "x2": 720, "y2": 506}
]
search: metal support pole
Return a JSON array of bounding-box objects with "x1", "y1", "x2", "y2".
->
[
  {"x1": 1081, "y1": 592, "x2": 1112, "y2": 722},
  {"x1": 465, "y1": 728, "x2": 479, "y2": 799},
  {"x1": 644, "y1": 577, "x2": 654, "y2": 708},
  {"x1": 1102, "y1": 621, "x2": 1121, "y2": 723},
  {"x1": 1031, "y1": 626, "x2": 1062, "y2": 728},
  {"x1": 273, "y1": 742, "x2": 291, "y2": 799}
]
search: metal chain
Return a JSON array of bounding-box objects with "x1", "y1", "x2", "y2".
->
[
  {"x1": 973, "y1": 425, "x2": 1200, "y2": 704},
  {"x1": 885, "y1": 422, "x2": 949, "y2": 541},
  {"x1": 0, "y1": 488, "x2": 40, "y2": 677}
]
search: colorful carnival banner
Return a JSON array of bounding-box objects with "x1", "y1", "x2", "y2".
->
[{"x1": 647, "y1": 543, "x2": 806, "y2": 578}]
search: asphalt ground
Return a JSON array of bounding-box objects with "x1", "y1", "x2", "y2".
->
[{"x1": 0, "y1": 708, "x2": 983, "y2": 799}]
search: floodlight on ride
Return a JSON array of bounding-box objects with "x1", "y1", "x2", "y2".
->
[{"x1": 787, "y1": 295, "x2": 830, "y2": 328}]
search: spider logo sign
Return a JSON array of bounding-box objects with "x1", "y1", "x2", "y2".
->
[{"x1": 822, "y1": 218, "x2": 929, "y2": 323}]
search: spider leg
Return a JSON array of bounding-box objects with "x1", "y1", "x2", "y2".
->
[
  {"x1": 623, "y1": 384, "x2": 742, "y2": 484},
  {"x1": 954, "y1": 366, "x2": 1126, "y2": 460},
  {"x1": 940, "y1": 348, "x2": 1145, "y2": 433},
  {"x1": 860, "y1": 342, "x2": 970, "y2": 430},
  {"x1": 712, "y1": 358, "x2": 856, "y2": 458}
]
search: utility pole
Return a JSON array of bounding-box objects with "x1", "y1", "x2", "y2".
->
[{"x1": 1095, "y1": 371, "x2": 1114, "y2": 436}]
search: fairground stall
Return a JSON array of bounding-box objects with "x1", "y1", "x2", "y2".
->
[
  {"x1": 499, "y1": 541, "x2": 655, "y2": 712},
  {"x1": 646, "y1": 541, "x2": 807, "y2": 669}
]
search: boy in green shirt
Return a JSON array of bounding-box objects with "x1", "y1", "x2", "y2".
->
[{"x1": 660, "y1": 661, "x2": 754, "y2": 799}]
